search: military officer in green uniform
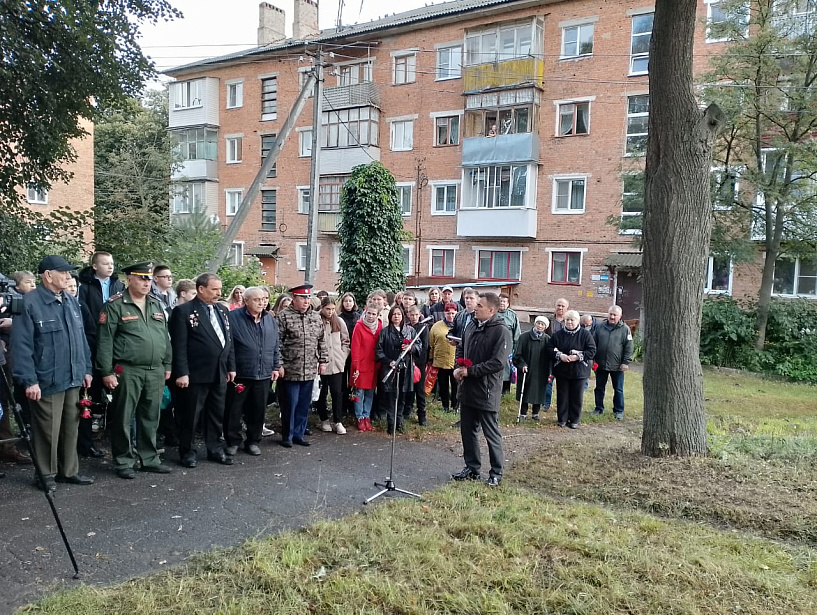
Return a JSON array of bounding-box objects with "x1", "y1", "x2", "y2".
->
[{"x1": 96, "y1": 262, "x2": 173, "y2": 479}]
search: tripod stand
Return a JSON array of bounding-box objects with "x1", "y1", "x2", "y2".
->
[
  {"x1": 364, "y1": 319, "x2": 432, "y2": 505},
  {"x1": 0, "y1": 367, "x2": 80, "y2": 578}
]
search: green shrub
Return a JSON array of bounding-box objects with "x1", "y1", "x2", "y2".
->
[{"x1": 699, "y1": 297, "x2": 756, "y2": 368}]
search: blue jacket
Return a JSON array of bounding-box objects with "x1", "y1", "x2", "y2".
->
[
  {"x1": 228, "y1": 307, "x2": 282, "y2": 380},
  {"x1": 11, "y1": 285, "x2": 92, "y2": 396}
]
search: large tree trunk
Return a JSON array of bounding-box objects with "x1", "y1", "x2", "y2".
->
[{"x1": 641, "y1": 0, "x2": 722, "y2": 457}]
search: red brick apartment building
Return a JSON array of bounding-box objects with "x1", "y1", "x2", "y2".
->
[{"x1": 164, "y1": 0, "x2": 771, "y2": 318}]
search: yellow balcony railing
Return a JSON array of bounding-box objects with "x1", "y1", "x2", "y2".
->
[
  {"x1": 317, "y1": 211, "x2": 341, "y2": 233},
  {"x1": 462, "y1": 57, "x2": 544, "y2": 93}
]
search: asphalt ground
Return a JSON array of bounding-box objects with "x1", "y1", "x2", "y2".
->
[{"x1": 0, "y1": 425, "x2": 462, "y2": 613}]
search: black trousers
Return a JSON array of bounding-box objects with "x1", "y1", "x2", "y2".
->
[
  {"x1": 402, "y1": 377, "x2": 427, "y2": 420},
  {"x1": 381, "y1": 389, "x2": 405, "y2": 431},
  {"x1": 177, "y1": 381, "x2": 227, "y2": 457},
  {"x1": 520, "y1": 402, "x2": 541, "y2": 416},
  {"x1": 316, "y1": 372, "x2": 344, "y2": 424},
  {"x1": 555, "y1": 377, "x2": 586, "y2": 425},
  {"x1": 460, "y1": 404, "x2": 503, "y2": 478},
  {"x1": 224, "y1": 378, "x2": 268, "y2": 447},
  {"x1": 437, "y1": 368, "x2": 458, "y2": 411}
]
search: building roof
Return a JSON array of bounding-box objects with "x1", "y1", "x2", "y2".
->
[
  {"x1": 165, "y1": 0, "x2": 543, "y2": 76},
  {"x1": 604, "y1": 252, "x2": 643, "y2": 269}
]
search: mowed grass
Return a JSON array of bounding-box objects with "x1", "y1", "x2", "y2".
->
[{"x1": 24, "y1": 369, "x2": 817, "y2": 614}]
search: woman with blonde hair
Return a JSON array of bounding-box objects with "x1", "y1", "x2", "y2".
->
[{"x1": 227, "y1": 285, "x2": 246, "y2": 310}]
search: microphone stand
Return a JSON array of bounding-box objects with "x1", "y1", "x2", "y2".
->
[{"x1": 364, "y1": 317, "x2": 433, "y2": 505}]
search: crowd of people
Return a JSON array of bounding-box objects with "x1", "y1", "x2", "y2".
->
[{"x1": 0, "y1": 253, "x2": 633, "y2": 491}]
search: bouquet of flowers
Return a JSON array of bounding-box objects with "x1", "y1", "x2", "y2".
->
[
  {"x1": 349, "y1": 388, "x2": 361, "y2": 403},
  {"x1": 78, "y1": 389, "x2": 93, "y2": 419},
  {"x1": 456, "y1": 358, "x2": 473, "y2": 368}
]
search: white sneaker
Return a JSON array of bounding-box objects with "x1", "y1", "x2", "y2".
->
[
  {"x1": 334, "y1": 422, "x2": 347, "y2": 435},
  {"x1": 261, "y1": 425, "x2": 274, "y2": 437},
  {"x1": 320, "y1": 420, "x2": 333, "y2": 432}
]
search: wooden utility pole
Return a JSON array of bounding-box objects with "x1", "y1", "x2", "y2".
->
[{"x1": 304, "y1": 48, "x2": 325, "y2": 284}]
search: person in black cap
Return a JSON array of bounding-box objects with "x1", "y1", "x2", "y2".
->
[
  {"x1": 276, "y1": 284, "x2": 328, "y2": 447},
  {"x1": 10, "y1": 256, "x2": 94, "y2": 491},
  {"x1": 96, "y1": 262, "x2": 173, "y2": 478}
]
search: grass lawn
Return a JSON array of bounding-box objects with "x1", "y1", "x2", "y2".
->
[{"x1": 24, "y1": 369, "x2": 817, "y2": 614}]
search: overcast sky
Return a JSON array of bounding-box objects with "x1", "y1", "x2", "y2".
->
[{"x1": 139, "y1": 0, "x2": 441, "y2": 76}]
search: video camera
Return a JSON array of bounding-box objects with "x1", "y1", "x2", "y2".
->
[{"x1": 0, "y1": 274, "x2": 23, "y2": 316}]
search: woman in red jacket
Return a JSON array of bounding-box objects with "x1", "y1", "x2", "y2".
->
[{"x1": 349, "y1": 301, "x2": 382, "y2": 431}]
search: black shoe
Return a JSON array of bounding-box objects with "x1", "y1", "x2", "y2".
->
[
  {"x1": 55, "y1": 474, "x2": 94, "y2": 485},
  {"x1": 486, "y1": 476, "x2": 501, "y2": 487},
  {"x1": 35, "y1": 477, "x2": 57, "y2": 492},
  {"x1": 244, "y1": 444, "x2": 261, "y2": 456},
  {"x1": 225, "y1": 445, "x2": 239, "y2": 456},
  {"x1": 280, "y1": 440, "x2": 293, "y2": 448},
  {"x1": 568, "y1": 423, "x2": 579, "y2": 429},
  {"x1": 451, "y1": 420, "x2": 461, "y2": 428},
  {"x1": 180, "y1": 452, "x2": 198, "y2": 468},
  {"x1": 592, "y1": 409, "x2": 604, "y2": 415},
  {"x1": 292, "y1": 438, "x2": 311, "y2": 447},
  {"x1": 140, "y1": 464, "x2": 172, "y2": 474},
  {"x1": 304, "y1": 428, "x2": 313, "y2": 436},
  {"x1": 79, "y1": 447, "x2": 105, "y2": 459},
  {"x1": 418, "y1": 418, "x2": 428, "y2": 426},
  {"x1": 557, "y1": 422, "x2": 567, "y2": 428},
  {"x1": 116, "y1": 468, "x2": 136, "y2": 479},
  {"x1": 207, "y1": 452, "x2": 234, "y2": 465},
  {"x1": 532, "y1": 414, "x2": 540, "y2": 421},
  {"x1": 451, "y1": 467, "x2": 481, "y2": 481}
]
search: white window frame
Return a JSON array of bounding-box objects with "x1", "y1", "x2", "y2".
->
[
  {"x1": 298, "y1": 128, "x2": 313, "y2": 157},
  {"x1": 704, "y1": 255, "x2": 733, "y2": 295},
  {"x1": 392, "y1": 51, "x2": 418, "y2": 85},
  {"x1": 171, "y1": 182, "x2": 204, "y2": 215},
  {"x1": 546, "y1": 248, "x2": 588, "y2": 285},
  {"x1": 706, "y1": 0, "x2": 750, "y2": 42},
  {"x1": 225, "y1": 135, "x2": 243, "y2": 164},
  {"x1": 554, "y1": 97, "x2": 594, "y2": 136},
  {"x1": 389, "y1": 118, "x2": 415, "y2": 151},
  {"x1": 560, "y1": 21, "x2": 595, "y2": 59},
  {"x1": 472, "y1": 246, "x2": 527, "y2": 281},
  {"x1": 259, "y1": 73, "x2": 278, "y2": 121},
  {"x1": 430, "y1": 181, "x2": 460, "y2": 215},
  {"x1": 434, "y1": 114, "x2": 461, "y2": 146},
  {"x1": 629, "y1": 11, "x2": 654, "y2": 76},
  {"x1": 26, "y1": 186, "x2": 48, "y2": 205},
  {"x1": 427, "y1": 245, "x2": 459, "y2": 278},
  {"x1": 227, "y1": 242, "x2": 244, "y2": 267},
  {"x1": 772, "y1": 256, "x2": 817, "y2": 298},
  {"x1": 625, "y1": 94, "x2": 650, "y2": 156},
  {"x1": 226, "y1": 80, "x2": 244, "y2": 109},
  {"x1": 173, "y1": 79, "x2": 203, "y2": 110},
  {"x1": 436, "y1": 44, "x2": 462, "y2": 80},
  {"x1": 552, "y1": 175, "x2": 589, "y2": 214},
  {"x1": 396, "y1": 182, "x2": 413, "y2": 217},
  {"x1": 296, "y1": 243, "x2": 321, "y2": 271},
  {"x1": 297, "y1": 186, "x2": 310, "y2": 214},
  {"x1": 462, "y1": 165, "x2": 531, "y2": 209},
  {"x1": 335, "y1": 59, "x2": 374, "y2": 86},
  {"x1": 402, "y1": 243, "x2": 415, "y2": 277},
  {"x1": 225, "y1": 189, "x2": 243, "y2": 217}
]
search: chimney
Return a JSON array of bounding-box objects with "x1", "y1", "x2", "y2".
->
[
  {"x1": 293, "y1": 0, "x2": 319, "y2": 39},
  {"x1": 258, "y1": 2, "x2": 286, "y2": 46}
]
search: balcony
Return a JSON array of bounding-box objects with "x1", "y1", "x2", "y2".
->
[
  {"x1": 323, "y1": 82, "x2": 380, "y2": 110},
  {"x1": 171, "y1": 159, "x2": 219, "y2": 182},
  {"x1": 320, "y1": 145, "x2": 380, "y2": 175},
  {"x1": 457, "y1": 207, "x2": 537, "y2": 239},
  {"x1": 461, "y1": 133, "x2": 539, "y2": 166},
  {"x1": 462, "y1": 57, "x2": 544, "y2": 94},
  {"x1": 317, "y1": 211, "x2": 341, "y2": 233}
]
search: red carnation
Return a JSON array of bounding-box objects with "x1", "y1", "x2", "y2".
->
[
  {"x1": 456, "y1": 358, "x2": 473, "y2": 368},
  {"x1": 548, "y1": 375, "x2": 554, "y2": 383},
  {"x1": 403, "y1": 338, "x2": 412, "y2": 345},
  {"x1": 235, "y1": 383, "x2": 246, "y2": 394},
  {"x1": 350, "y1": 395, "x2": 360, "y2": 403},
  {"x1": 79, "y1": 398, "x2": 92, "y2": 408},
  {"x1": 592, "y1": 362, "x2": 599, "y2": 371},
  {"x1": 114, "y1": 365, "x2": 124, "y2": 375},
  {"x1": 81, "y1": 408, "x2": 92, "y2": 419}
]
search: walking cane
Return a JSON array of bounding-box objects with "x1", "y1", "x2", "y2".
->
[{"x1": 515, "y1": 369, "x2": 527, "y2": 423}]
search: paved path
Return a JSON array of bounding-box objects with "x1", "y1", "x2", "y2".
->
[{"x1": 0, "y1": 431, "x2": 461, "y2": 613}]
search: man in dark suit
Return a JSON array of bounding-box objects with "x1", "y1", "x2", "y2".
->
[{"x1": 169, "y1": 273, "x2": 236, "y2": 468}]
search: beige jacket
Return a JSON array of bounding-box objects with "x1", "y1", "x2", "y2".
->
[{"x1": 322, "y1": 318, "x2": 350, "y2": 375}]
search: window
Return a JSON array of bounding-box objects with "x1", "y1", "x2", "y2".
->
[
  {"x1": 550, "y1": 251, "x2": 582, "y2": 284},
  {"x1": 630, "y1": 13, "x2": 653, "y2": 75},
  {"x1": 553, "y1": 177, "x2": 587, "y2": 213},
  {"x1": 432, "y1": 184, "x2": 458, "y2": 214},
  {"x1": 402, "y1": 245, "x2": 413, "y2": 276},
  {"x1": 436, "y1": 45, "x2": 462, "y2": 80},
  {"x1": 296, "y1": 243, "x2": 321, "y2": 271},
  {"x1": 297, "y1": 187, "x2": 310, "y2": 214},
  {"x1": 467, "y1": 104, "x2": 534, "y2": 137},
  {"x1": 337, "y1": 61, "x2": 372, "y2": 86},
  {"x1": 225, "y1": 189, "x2": 243, "y2": 217},
  {"x1": 465, "y1": 19, "x2": 543, "y2": 65},
  {"x1": 626, "y1": 95, "x2": 649, "y2": 155},
  {"x1": 321, "y1": 107, "x2": 379, "y2": 148},
  {"x1": 260, "y1": 134, "x2": 278, "y2": 178},
  {"x1": 171, "y1": 182, "x2": 204, "y2": 214},
  {"x1": 706, "y1": 1, "x2": 730, "y2": 41},
  {"x1": 774, "y1": 257, "x2": 817, "y2": 297},
  {"x1": 397, "y1": 184, "x2": 412, "y2": 217},
  {"x1": 393, "y1": 52, "x2": 417, "y2": 85},
  {"x1": 705, "y1": 256, "x2": 732, "y2": 294},
  {"x1": 464, "y1": 165, "x2": 528, "y2": 208},
  {"x1": 299, "y1": 129, "x2": 313, "y2": 157},
  {"x1": 173, "y1": 80, "x2": 202, "y2": 109},
  {"x1": 318, "y1": 175, "x2": 349, "y2": 212},
  {"x1": 261, "y1": 190, "x2": 277, "y2": 230},
  {"x1": 226, "y1": 81, "x2": 243, "y2": 108},
  {"x1": 707, "y1": 0, "x2": 750, "y2": 41},
  {"x1": 261, "y1": 76, "x2": 277, "y2": 120},
  {"x1": 26, "y1": 185, "x2": 48, "y2": 204},
  {"x1": 171, "y1": 128, "x2": 218, "y2": 161},
  {"x1": 621, "y1": 173, "x2": 644, "y2": 234},
  {"x1": 431, "y1": 249, "x2": 455, "y2": 277},
  {"x1": 561, "y1": 23, "x2": 594, "y2": 58},
  {"x1": 435, "y1": 115, "x2": 460, "y2": 146},
  {"x1": 390, "y1": 119, "x2": 414, "y2": 151},
  {"x1": 227, "y1": 242, "x2": 243, "y2": 267},
  {"x1": 333, "y1": 244, "x2": 342, "y2": 273},
  {"x1": 478, "y1": 250, "x2": 521, "y2": 280},
  {"x1": 557, "y1": 101, "x2": 590, "y2": 136},
  {"x1": 226, "y1": 136, "x2": 242, "y2": 163}
]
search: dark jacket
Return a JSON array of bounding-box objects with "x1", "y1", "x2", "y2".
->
[
  {"x1": 375, "y1": 324, "x2": 418, "y2": 393},
  {"x1": 456, "y1": 316, "x2": 510, "y2": 413},
  {"x1": 228, "y1": 307, "x2": 281, "y2": 380},
  {"x1": 338, "y1": 309, "x2": 360, "y2": 339},
  {"x1": 410, "y1": 320, "x2": 429, "y2": 368},
  {"x1": 169, "y1": 297, "x2": 236, "y2": 384},
  {"x1": 450, "y1": 308, "x2": 475, "y2": 340},
  {"x1": 546, "y1": 317, "x2": 565, "y2": 337},
  {"x1": 78, "y1": 266, "x2": 124, "y2": 320},
  {"x1": 513, "y1": 330, "x2": 551, "y2": 405},
  {"x1": 593, "y1": 320, "x2": 633, "y2": 371},
  {"x1": 424, "y1": 301, "x2": 461, "y2": 322},
  {"x1": 77, "y1": 298, "x2": 96, "y2": 352},
  {"x1": 11, "y1": 285, "x2": 92, "y2": 396},
  {"x1": 548, "y1": 327, "x2": 596, "y2": 380}
]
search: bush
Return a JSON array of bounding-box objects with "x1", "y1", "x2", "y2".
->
[{"x1": 699, "y1": 297, "x2": 757, "y2": 368}]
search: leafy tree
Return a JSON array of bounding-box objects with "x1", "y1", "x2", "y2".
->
[
  {"x1": 702, "y1": 0, "x2": 817, "y2": 349},
  {"x1": 338, "y1": 162, "x2": 405, "y2": 302},
  {"x1": 0, "y1": 1, "x2": 180, "y2": 205},
  {"x1": 94, "y1": 90, "x2": 175, "y2": 264}
]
